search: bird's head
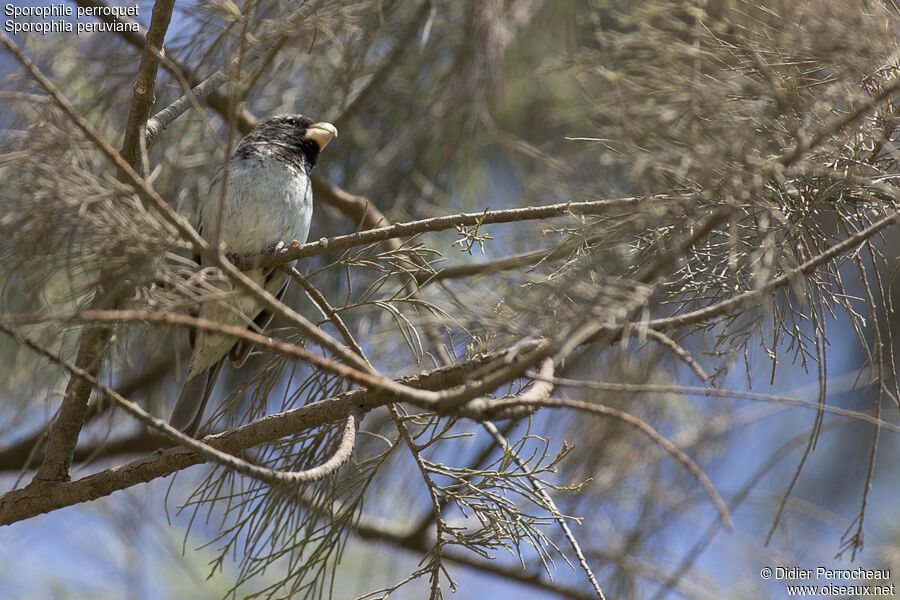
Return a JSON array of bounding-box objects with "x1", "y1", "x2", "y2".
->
[{"x1": 239, "y1": 114, "x2": 337, "y2": 168}]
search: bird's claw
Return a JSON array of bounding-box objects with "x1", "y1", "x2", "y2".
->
[
  {"x1": 262, "y1": 241, "x2": 287, "y2": 276},
  {"x1": 225, "y1": 252, "x2": 248, "y2": 269},
  {"x1": 265, "y1": 240, "x2": 286, "y2": 256}
]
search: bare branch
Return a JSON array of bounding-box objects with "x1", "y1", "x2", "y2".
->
[
  {"x1": 0, "y1": 347, "x2": 522, "y2": 525},
  {"x1": 118, "y1": 0, "x2": 176, "y2": 172},
  {"x1": 12, "y1": 309, "x2": 439, "y2": 405},
  {"x1": 247, "y1": 198, "x2": 647, "y2": 269},
  {"x1": 0, "y1": 320, "x2": 363, "y2": 497},
  {"x1": 145, "y1": 1, "x2": 327, "y2": 142}
]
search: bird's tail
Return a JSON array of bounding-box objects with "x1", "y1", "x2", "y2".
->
[{"x1": 169, "y1": 359, "x2": 225, "y2": 437}]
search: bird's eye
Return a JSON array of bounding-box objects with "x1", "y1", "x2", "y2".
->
[{"x1": 287, "y1": 118, "x2": 297, "y2": 125}]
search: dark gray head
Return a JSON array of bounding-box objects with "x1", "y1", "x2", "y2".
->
[{"x1": 234, "y1": 114, "x2": 337, "y2": 171}]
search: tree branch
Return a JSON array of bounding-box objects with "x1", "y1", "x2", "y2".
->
[
  {"x1": 144, "y1": 1, "x2": 326, "y2": 143},
  {"x1": 647, "y1": 210, "x2": 900, "y2": 331},
  {"x1": 244, "y1": 198, "x2": 645, "y2": 269},
  {"x1": 486, "y1": 395, "x2": 732, "y2": 529},
  {"x1": 0, "y1": 356, "x2": 173, "y2": 473},
  {"x1": 118, "y1": 0, "x2": 175, "y2": 172},
  {"x1": 14, "y1": 309, "x2": 441, "y2": 405},
  {"x1": 0, "y1": 348, "x2": 515, "y2": 525}
]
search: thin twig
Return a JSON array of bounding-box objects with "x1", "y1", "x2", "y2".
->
[
  {"x1": 483, "y1": 360, "x2": 608, "y2": 600},
  {"x1": 530, "y1": 377, "x2": 900, "y2": 433},
  {"x1": 641, "y1": 329, "x2": 709, "y2": 381},
  {"x1": 283, "y1": 266, "x2": 368, "y2": 361},
  {"x1": 144, "y1": 1, "x2": 326, "y2": 142},
  {"x1": 12, "y1": 309, "x2": 439, "y2": 405},
  {"x1": 647, "y1": 210, "x2": 900, "y2": 331},
  {"x1": 494, "y1": 396, "x2": 733, "y2": 529},
  {"x1": 779, "y1": 75, "x2": 900, "y2": 167},
  {"x1": 243, "y1": 198, "x2": 647, "y2": 269},
  {"x1": 0, "y1": 320, "x2": 362, "y2": 501}
]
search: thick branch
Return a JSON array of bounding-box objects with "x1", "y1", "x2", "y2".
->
[
  {"x1": 33, "y1": 327, "x2": 106, "y2": 482},
  {"x1": 0, "y1": 350, "x2": 509, "y2": 525},
  {"x1": 0, "y1": 356, "x2": 173, "y2": 472},
  {"x1": 118, "y1": 0, "x2": 175, "y2": 171}
]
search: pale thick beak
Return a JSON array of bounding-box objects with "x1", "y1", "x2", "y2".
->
[{"x1": 304, "y1": 122, "x2": 338, "y2": 150}]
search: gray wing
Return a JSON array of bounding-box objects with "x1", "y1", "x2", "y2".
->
[
  {"x1": 192, "y1": 169, "x2": 289, "y2": 366},
  {"x1": 169, "y1": 358, "x2": 226, "y2": 437},
  {"x1": 228, "y1": 273, "x2": 289, "y2": 367}
]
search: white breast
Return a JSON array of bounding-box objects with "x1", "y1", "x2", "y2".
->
[{"x1": 200, "y1": 150, "x2": 313, "y2": 255}]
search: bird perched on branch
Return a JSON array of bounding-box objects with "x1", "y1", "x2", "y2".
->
[{"x1": 170, "y1": 114, "x2": 337, "y2": 436}]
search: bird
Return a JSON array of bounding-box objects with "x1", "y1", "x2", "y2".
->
[{"x1": 169, "y1": 114, "x2": 337, "y2": 437}]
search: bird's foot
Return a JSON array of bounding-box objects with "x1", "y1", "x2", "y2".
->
[
  {"x1": 265, "y1": 240, "x2": 286, "y2": 255},
  {"x1": 225, "y1": 252, "x2": 248, "y2": 270},
  {"x1": 262, "y1": 241, "x2": 286, "y2": 276}
]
